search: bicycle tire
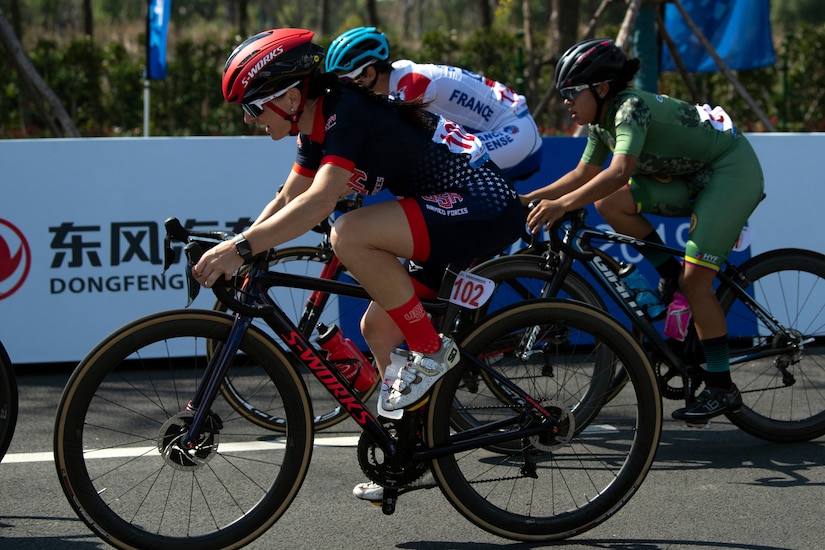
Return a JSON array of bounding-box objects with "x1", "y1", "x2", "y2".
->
[
  {"x1": 716, "y1": 248, "x2": 825, "y2": 442},
  {"x1": 215, "y1": 245, "x2": 378, "y2": 433},
  {"x1": 441, "y1": 254, "x2": 609, "y2": 438},
  {"x1": 54, "y1": 309, "x2": 313, "y2": 550},
  {"x1": 0, "y1": 341, "x2": 17, "y2": 462},
  {"x1": 427, "y1": 300, "x2": 662, "y2": 541},
  {"x1": 442, "y1": 254, "x2": 604, "y2": 335}
]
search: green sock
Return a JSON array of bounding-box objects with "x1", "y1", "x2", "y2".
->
[{"x1": 701, "y1": 335, "x2": 733, "y2": 389}]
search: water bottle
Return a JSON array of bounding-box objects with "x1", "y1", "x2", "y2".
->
[
  {"x1": 617, "y1": 264, "x2": 666, "y2": 319},
  {"x1": 664, "y1": 291, "x2": 692, "y2": 341},
  {"x1": 315, "y1": 323, "x2": 378, "y2": 392}
]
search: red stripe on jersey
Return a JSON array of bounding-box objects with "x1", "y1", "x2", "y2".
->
[
  {"x1": 320, "y1": 155, "x2": 356, "y2": 172},
  {"x1": 399, "y1": 198, "x2": 430, "y2": 261},
  {"x1": 292, "y1": 163, "x2": 317, "y2": 178}
]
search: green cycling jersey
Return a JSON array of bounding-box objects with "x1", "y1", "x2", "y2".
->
[{"x1": 582, "y1": 89, "x2": 764, "y2": 271}]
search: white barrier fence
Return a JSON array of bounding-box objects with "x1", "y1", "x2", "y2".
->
[{"x1": 0, "y1": 134, "x2": 822, "y2": 365}]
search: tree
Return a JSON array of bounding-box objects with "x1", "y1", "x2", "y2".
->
[
  {"x1": 318, "y1": 0, "x2": 330, "y2": 36},
  {"x1": 476, "y1": 0, "x2": 492, "y2": 28},
  {"x1": 0, "y1": 7, "x2": 78, "y2": 137},
  {"x1": 365, "y1": 0, "x2": 378, "y2": 27},
  {"x1": 83, "y1": 0, "x2": 92, "y2": 37}
]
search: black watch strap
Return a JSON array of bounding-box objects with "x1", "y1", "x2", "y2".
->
[{"x1": 234, "y1": 234, "x2": 254, "y2": 261}]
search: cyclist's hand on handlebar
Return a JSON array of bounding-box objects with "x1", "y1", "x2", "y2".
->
[
  {"x1": 191, "y1": 239, "x2": 244, "y2": 288},
  {"x1": 526, "y1": 198, "x2": 567, "y2": 234}
]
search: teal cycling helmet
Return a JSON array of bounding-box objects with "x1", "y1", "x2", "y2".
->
[{"x1": 325, "y1": 26, "x2": 390, "y2": 76}]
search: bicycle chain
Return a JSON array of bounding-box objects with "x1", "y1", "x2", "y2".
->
[{"x1": 356, "y1": 422, "x2": 428, "y2": 488}]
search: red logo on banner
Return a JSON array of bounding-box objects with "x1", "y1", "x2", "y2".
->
[{"x1": 0, "y1": 219, "x2": 31, "y2": 300}]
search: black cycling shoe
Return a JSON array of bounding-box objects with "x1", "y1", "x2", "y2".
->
[
  {"x1": 657, "y1": 276, "x2": 680, "y2": 306},
  {"x1": 672, "y1": 385, "x2": 742, "y2": 422}
]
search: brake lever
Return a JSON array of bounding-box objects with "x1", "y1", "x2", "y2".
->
[{"x1": 183, "y1": 241, "x2": 203, "y2": 307}]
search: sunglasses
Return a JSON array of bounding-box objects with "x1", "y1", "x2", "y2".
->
[
  {"x1": 241, "y1": 81, "x2": 300, "y2": 118},
  {"x1": 337, "y1": 60, "x2": 377, "y2": 83},
  {"x1": 558, "y1": 83, "x2": 593, "y2": 102}
]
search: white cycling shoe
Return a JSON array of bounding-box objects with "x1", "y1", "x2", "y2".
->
[
  {"x1": 375, "y1": 349, "x2": 408, "y2": 420},
  {"x1": 352, "y1": 470, "x2": 436, "y2": 502},
  {"x1": 381, "y1": 336, "x2": 459, "y2": 411}
]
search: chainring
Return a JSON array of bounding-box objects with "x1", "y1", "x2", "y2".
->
[
  {"x1": 655, "y1": 360, "x2": 707, "y2": 401},
  {"x1": 356, "y1": 422, "x2": 428, "y2": 487}
]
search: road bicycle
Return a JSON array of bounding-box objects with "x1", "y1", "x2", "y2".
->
[
  {"x1": 53, "y1": 217, "x2": 662, "y2": 548},
  {"x1": 462, "y1": 207, "x2": 825, "y2": 443},
  {"x1": 211, "y1": 194, "x2": 380, "y2": 432},
  {"x1": 215, "y1": 197, "x2": 603, "y2": 433},
  {"x1": 0, "y1": 340, "x2": 17, "y2": 462}
]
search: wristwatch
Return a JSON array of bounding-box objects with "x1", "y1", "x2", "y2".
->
[{"x1": 234, "y1": 233, "x2": 254, "y2": 261}]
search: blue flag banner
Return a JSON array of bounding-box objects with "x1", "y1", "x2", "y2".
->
[
  {"x1": 661, "y1": 0, "x2": 776, "y2": 73},
  {"x1": 146, "y1": 0, "x2": 171, "y2": 79}
]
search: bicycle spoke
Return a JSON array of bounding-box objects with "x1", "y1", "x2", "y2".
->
[
  {"x1": 54, "y1": 311, "x2": 312, "y2": 549},
  {"x1": 429, "y1": 300, "x2": 661, "y2": 541},
  {"x1": 720, "y1": 250, "x2": 825, "y2": 441}
]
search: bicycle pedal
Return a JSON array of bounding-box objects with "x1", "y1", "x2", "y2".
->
[{"x1": 686, "y1": 420, "x2": 712, "y2": 429}]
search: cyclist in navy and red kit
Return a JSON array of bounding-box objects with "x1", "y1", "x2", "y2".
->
[
  {"x1": 192, "y1": 30, "x2": 523, "y2": 494},
  {"x1": 325, "y1": 26, "x2": 543, "y2": 181}
]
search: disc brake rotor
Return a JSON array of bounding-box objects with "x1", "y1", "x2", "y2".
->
[
  {"x1": 157, "y1": 411, "x2": 222, "y2": 471},
  {"x1": 530, "y1": 400, "x2": 575, "y2": 451}
]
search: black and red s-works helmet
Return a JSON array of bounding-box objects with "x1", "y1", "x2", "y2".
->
[
  {"x1": 222, "y1": 28, "x2": 324, "y2": 104},
  {"x1": 554, "y1": 38, "x2": 627, "y2": 90}
]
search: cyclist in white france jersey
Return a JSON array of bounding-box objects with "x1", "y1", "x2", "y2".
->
[{"x1": 325, "y1": 26, "x2": 543, "y2": 181}]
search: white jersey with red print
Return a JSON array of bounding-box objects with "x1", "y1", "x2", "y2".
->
[
  {"x1": 388, "y1": 60, "x2": 542, "y2": 179},
  {"x1": 389, "y1": 60, "x2": 527, "y2": 133}
]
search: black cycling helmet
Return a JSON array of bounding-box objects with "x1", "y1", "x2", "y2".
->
[
  {"x1": 324, "y1": 26, "x2": 390, "y2": 77},
  {"x1": 222, "y1": 28, "x2": 323, "y2": 104},
  {"x1": 554, "y1": 38, "x2": 627, "y2": 90}
]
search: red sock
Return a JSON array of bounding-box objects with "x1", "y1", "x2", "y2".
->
[{"x1": 386, "y1": 295, "x2": 440, "y2": 354}]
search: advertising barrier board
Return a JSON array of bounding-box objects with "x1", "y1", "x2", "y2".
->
[{"x1": 1, "y1": 134, "x2": 821, "y2": 364}]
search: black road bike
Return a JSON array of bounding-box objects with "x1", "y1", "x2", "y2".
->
[
  {"x1": 461, "y1": 207, "x2": 825, "y2": 442},
  {"x1": 213, "y1": 196, "x2": 602, "y2": 433},
  {"x1": 53, "y1": 217, "x2": 662, "y2": 548}
]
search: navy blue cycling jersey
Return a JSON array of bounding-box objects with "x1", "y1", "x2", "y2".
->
[{"x1": 293, "y1": 86, "x2": 516, "y2": 218}]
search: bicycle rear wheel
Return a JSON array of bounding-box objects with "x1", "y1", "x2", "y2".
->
[
  {"x1": 442, "y1": 254, "x2": 604, "y2": 335},
  {"x1": 428, "y1": 300, "x2": 662, "y2": 541},
  {"x1": 215, "y1": 245, "x2": 377, "y2": 433},
  {"x1": 54, "y1": 309, "x2": 313, "y2": 550},
  {"x1": 441, "y1": 254, "x2": 607, "y2": 432},
  {"x1": 0, "y1": 341, "x2": 17, "y2": 462},
  {"x1": 718, "y1": 248, "x2": 825, "y2": 442}
]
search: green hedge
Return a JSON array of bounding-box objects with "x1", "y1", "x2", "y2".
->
[{"x1": 2, "y1": 25, "x2": 824, "y2": 138}]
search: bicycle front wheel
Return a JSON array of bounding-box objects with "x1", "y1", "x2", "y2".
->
[
  {"x1": 215, "y1": 245, "x2": 377, "y2": 433},
  {"x1": 54, "y1": 309, "x2": 313, "y2": 550},
  {"x1": 718, "y1": 248, "x2": 825, "y2": 442},
  {"x1": 428, "y1": 300, "x2": 662, "y2": 542},
  {"x1": 0, "y1": 341, "x2": 17, "y2": 462}
]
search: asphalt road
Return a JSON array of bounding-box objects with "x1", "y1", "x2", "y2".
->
[{"x1": 1, "y1": 369, "x2": 823, "y2": 550}]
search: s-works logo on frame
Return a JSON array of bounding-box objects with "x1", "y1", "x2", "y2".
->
[{"x1": 0, "y1": 219, "x2": 31, "y2": 300}]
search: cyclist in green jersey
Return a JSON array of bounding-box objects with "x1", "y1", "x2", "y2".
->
[{"x1": 521, "y1": 39, "x2": 765, "y2": 422}]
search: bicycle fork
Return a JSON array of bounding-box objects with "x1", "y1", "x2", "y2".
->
[{"x1": 180, "y1": 313, "x2": 254, "y2": 449}]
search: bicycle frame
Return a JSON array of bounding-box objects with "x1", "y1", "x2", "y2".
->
[
  {"x1": 179, "y1": 250, "x2": 558, "y2": 465},
  {"x1": 540, "y1": 209, "x2": 806, "y2": 398}
]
